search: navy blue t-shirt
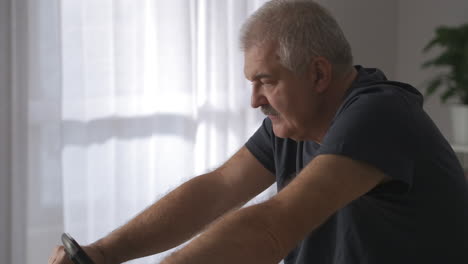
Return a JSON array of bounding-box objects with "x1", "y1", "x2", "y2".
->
[{"x1": 245, "y1": 66, "x2": 468, "y2": 264}]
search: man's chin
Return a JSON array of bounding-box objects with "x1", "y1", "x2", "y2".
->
[
  {"x1": 271, "y1": 123, "x2": 291, "y2": 139},
  {"x1": 271, "y1": 122, "x2": 303, "y2": 141},
  {"x1": 268, "y1": 115, "x2": 280, "y2": 122}
]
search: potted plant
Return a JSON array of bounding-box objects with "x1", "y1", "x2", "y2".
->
[{"x1": 422, "y1": 23, "x2": 468, "y2": 144}]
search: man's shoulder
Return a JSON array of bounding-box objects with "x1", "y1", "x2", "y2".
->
[{"x1": 345, "y1": 71, "x2": 422, "y2": 108}]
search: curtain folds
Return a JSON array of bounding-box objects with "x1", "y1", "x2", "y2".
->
[{"x1": 10, "y1": 0, "x2": 270, "y2": 263}]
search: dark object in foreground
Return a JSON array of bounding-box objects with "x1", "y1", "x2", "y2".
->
[{"x1": 61, "y1": 233, "x2": 95, "y2": 264}]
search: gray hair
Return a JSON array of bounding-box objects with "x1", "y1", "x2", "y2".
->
[{"x1": 240, "y1": 0, "x2": 353, "y2": 76}]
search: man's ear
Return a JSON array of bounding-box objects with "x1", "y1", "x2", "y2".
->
[{"x1": 308, "y1": 57, "x2": 332, "y2": 93}]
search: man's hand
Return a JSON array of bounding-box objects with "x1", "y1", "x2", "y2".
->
[{"x1": 47, "y1": 244, "x2": 107, "y2": 264}]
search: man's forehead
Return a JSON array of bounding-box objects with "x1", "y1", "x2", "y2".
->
[{"x1": 244, "y1": 43, "x2": 280, "y2": 80}]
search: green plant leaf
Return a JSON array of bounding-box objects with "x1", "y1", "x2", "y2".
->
[
  {"x1": 421, "y1": 23, "x2": 468, "y2": 104},
  {"x1": 441, "y1": 87, "x2": 457, "y2": 103},
  {"x1": 425, "y1": 76, "x2": 444, "y2": 96}
]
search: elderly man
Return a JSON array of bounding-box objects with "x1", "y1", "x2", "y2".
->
[{"x1": 49, "y1": 0, "x2": 468, "y2": 263}]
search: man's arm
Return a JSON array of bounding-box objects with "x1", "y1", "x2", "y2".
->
[
  {"x1": 161, "y1": 154, "x2": 389, "y2": 264},
  {"x1": 94, "y1": 146, "x2": 275, "y2": 263},
  {"x1": 48, "y1": 146, "x2": 275, "y2": 264}
]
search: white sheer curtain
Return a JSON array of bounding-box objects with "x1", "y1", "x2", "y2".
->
[{"x1": 10, "y1": 0, "x2": 272, "y2": 263}]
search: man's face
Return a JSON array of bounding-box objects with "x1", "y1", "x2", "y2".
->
[{"x1": 244, "y1": 43, "x2": 322, "y2": 140}]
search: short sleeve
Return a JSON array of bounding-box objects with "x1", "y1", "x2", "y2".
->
[
  {"x1": 245, "y1": 118, "x2": 276, "y2": 174},
  {"x1": 316, "y1": 92, "x2": 415, "y2": 188}
]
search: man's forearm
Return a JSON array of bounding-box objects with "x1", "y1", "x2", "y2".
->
[
  {"x1": 92, "y1": 172, "x2": 241, "y2": 264},
  {"x1": 161, "y1": 200, "x2": 286, "y2": 264}
]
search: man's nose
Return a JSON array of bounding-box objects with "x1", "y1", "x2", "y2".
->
[{"x1": 251, "y1": 86, "x2": 268, "y2": 108}]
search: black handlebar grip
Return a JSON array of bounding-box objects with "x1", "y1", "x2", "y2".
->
[{"x1": 61, "y1": 233, "x2": 96, "y2": 264}]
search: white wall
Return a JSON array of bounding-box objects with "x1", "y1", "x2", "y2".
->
[
  {"x1": 396, "y1": 0, "x2": 468, "y2": 139},
  {"x1": 319, "y1": 0, "x2": 398, "y2": 79},
  {"x1": 0, "y1": 0, "x2": 11, "y2": 263}
]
